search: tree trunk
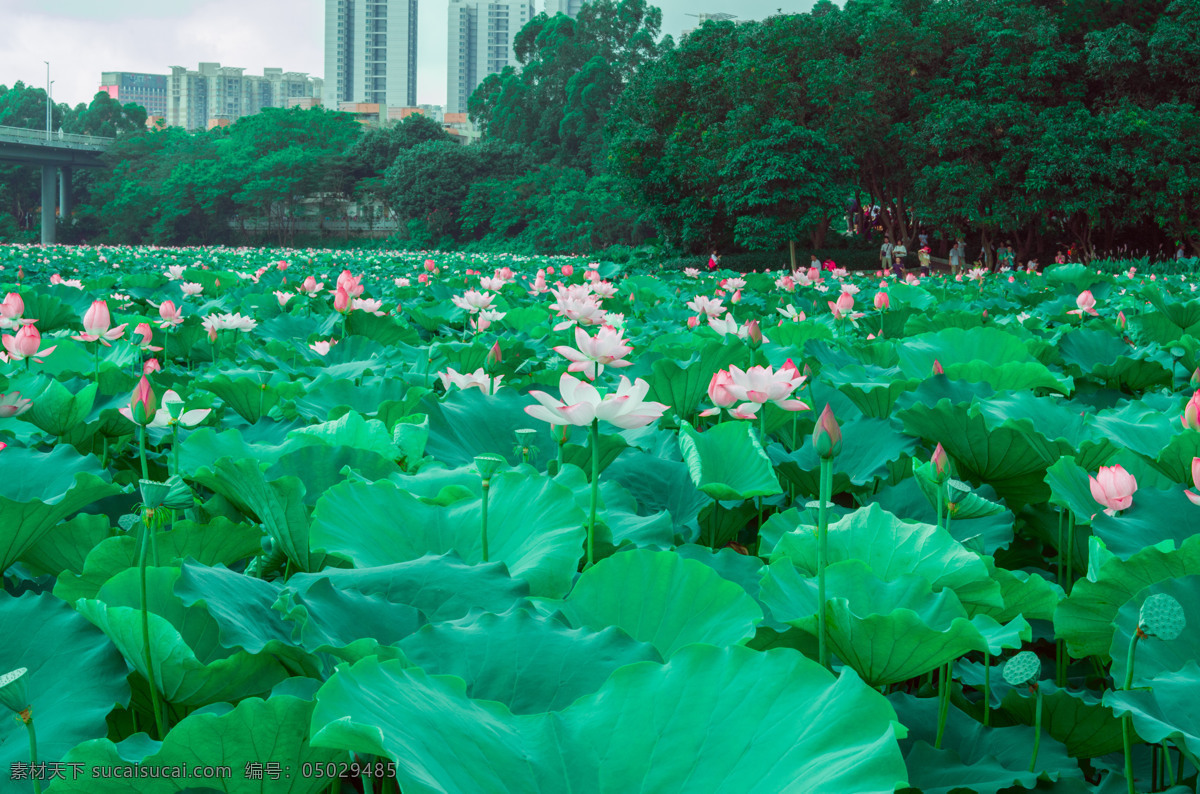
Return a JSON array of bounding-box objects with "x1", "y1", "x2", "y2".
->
[
  {"x1": 810, "y1": 214, "x2": 829, "y2": 249},
  {"x1": 789, "y1": 239, "x2": 797, "y2": 272}
]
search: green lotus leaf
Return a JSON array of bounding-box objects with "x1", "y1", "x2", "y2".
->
[
  {"x1": 1091, "y1": 485, "x2": 1199, "y2": 559},
  {"x1": 1142, "y1": 282, "x2": 1200, "y2": 330},
  {"x1": 422, "y1": 388, "x2": 561, "y2": 467},
  {"x1": 1143, "y1": 429, "x2": 1200, "y2": 485},
  {"x1": 556, "y1": 549, "x2": 762, "y2": 658},
  {"x1": 976, "y1": 393, "x2": 1117, "y2": 471},
  {"x1": 770, "y1": 504, "x2": 1002, "y2": 614},
  {"x1": 826, "y1": 363, "x2": 918, "y2": 419},
  {"x1": 309, "y1": 644, "x2": 908, "y2": 793},
  {"x1": 552, "y1": 466, "x2": 675, "y2": 553},
  {"x1": 771, "y1": 416, "x2": 916, "y2": 494},
  {"x1": 311, "y1": 470, "x2": 585, "y2": 598},
  {"x1": 52, "y1": 685, "x2": 341, "y2": 794},
  {"x1": 290, "y1": 410, "x2": 396, "y2": 459},
  {"x1": 1109, "y1": 575, "x2": 1200, "y2": 687},
  {"x1": 644, "y1": 339, "x2": 752, "y2": 419},
  {"x1": 1044, "y1": 456, "x2": 1100, "y2": 526},
  {"x1": 1089, "y1": 401, "x2": 1176, "y2": 461},
  {"x1": 398, "y1": 608, "x2": 660, "y2": 714},
  {"x1": 971, "y1": 562, "x2": 1063, "y2": 624},
  {"x1": 197, "y1": 371, "x2": 302, "y2": 423},
  {"x1": 1054, "y1": 535, "x2": 1200, "y2": 660},
  {"x1": 677, "y1": 419, "x2": 781, "y2": 501},
  {"x1": 291, "y1": 375, "x2": 398, "y2": 422},
  {"x1": 76, "y1": 566, "x2": 290, "y2": 706},
  {"x1": 0, "y1": 593, "x2": 130, "y2": 794},
  {"x1": 23, "y1": 378, "x2": 96, "y2": 436},
  {"x1": 1058, "y1": 328, "x2": 1173, "y2": 391},
  {"x1": 894, "y1": 326, "x2": 1038, "y2": 377},
  {"x1": 1001, "y1": 683, "x2": 1124, "y2": 759},
  {"x1": 268, "y1": 443, "x2": 399, "y2": 506},
  {"x1": 17, "y1": 513, "x2": 109, "y2": 577},
  {"x1": 604, "y1": 449, "x2": 709, "y2": 537},
  {"x1": 1104, "y1": 662, "x2": 1200, "y2": 765},
  {"x1": 191, "y1": 457, "x2": 320, "y2": 573},
  {"x1": 866, "y1": 477, "x2": 1015, "y2": 555},
  {"x1": 761, "y1": 559, "x2": 1026, "y2": 685},
  {"x1": 0, "y1": 444, "x2": 120, "y2": 576}
]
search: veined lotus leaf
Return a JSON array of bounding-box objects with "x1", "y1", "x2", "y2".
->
[
  {"x1": 1045, "y1": 456, "x2": 1100, "y2": 526},
  {"x1": 677, "y1": 419, "x2": 782, "y2": 501},
  {"x1": 892, "y1": 692, "x2": 1082, "y2": 794},
  {"x1": 971, "y1": 562, "x2": 1063, "y2": 624},
  {"x1": 24, "y1": 378, "x2": 96, "y2": 436},
  {"x1": 0, "y1": 444, "x2": 120, "y2": 576},
  {"x1": 556, "y1": 549, "x2": 762, "y2": 658},
  {"x1": 1109, "y1": 575, "x2": 1200, "y2": 687},
  {"x1": 422, "y1": 388, "x2": 563, "y2": 467},
  {"x1": 674, "y1": 543, "x2": 768, "y2": 602},
  {"x1": 52, "y1": 690, "x2": 342, "y2": 794},
  {"x1": 196, "y1": 371, "x2": 305, "y2": 423},
  {"x1": 771, "y1": 416, "x2": 916, "y2": 495},
  {"x1": 191, "y1": 457, "x2": 320, "y2": 573},
  {"x1": 1142, "y1": 282, "x2": 1200, "y2": 330},
  {"x1": 291, "y1": 375, "x2": 397, "y2": 422},
  {"x1": 561, "y1": 430, "x2": 628, "y2": 476},
  {"x1": 76, "y1": 566, "x2": 290, "y2": 706},
  {"x1": 311, "y1": 470, "x2": 585, "y2": 598},
  {"x1": 1054, "y1": 535, "x2": 1200, "y2": 660},
  {"x1": 761, "y1": 559, "x2": 1027, "y2": 685},
  {"x1": 1090, "y1": 485, "x2": 1199, "y2": 559},
  {"x1": 290, "y1": 410, "x2": 396, "y2": 460},
  {"x1": 1090, "y1": 402, "x2": 1175, "y2": 461},
  {"x1": 1001, "y1": 682, "x2": 1124, "y2": 759},
  {"x1": 0, "y1": 592, "x2": 130, "y2": 794},
  {"x1": 604, "y1": 450, "x2": 709, "y2": 536},
  {"x1": 309, "y1": 644, "x2": 908, "y2": 793},
  {"x1": 552, "y1": 466, "x2": 675, "y2": 553},
  {"x1": 1104, "y1": 662, "x2": 1200, "y2": 765},
  {"x1": 771, "y1": 504, "x2": 1003, "y2": 614},
  {"x1": 866, "y1": 478, "x2": 1014, "y2": 555},
  {"x1": 1058, "y1": 328, "x2": 1173, "y2": 391},
  {"x1": 1143, "y1": 429, "x2": 1200, "y2": 485},
  {"x1": 18, "y1": 512, "x2": 109, "y2": 577},
  {"x1": 894, "y1": 326, "x2": 1038, "y2": 376},
  {"x1": 398, "y1": 608, "x2": 661, "y2": 714},
  {"x1": 54, "y1": 517, "x2": 263, "y2": 603},
  {"x1": 898, "y1": 400, "x2": 1068, "y2": 507},
  {"x1": 826, "y1": 363, "x2": 918, "y2": 419},
  {"x1": 644, "y1": 338, "x2": 752, "y2": 419},
  {"x1": 976, "y1": 393, "x2": 1117, "y2": 470},
  {"x1": 268, "y1": 443, "x2": 399, "y2": 505}
]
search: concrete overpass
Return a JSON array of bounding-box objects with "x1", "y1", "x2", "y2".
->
[{"x1": 0, "y1": 125, "x2": 113, "y2": 245}]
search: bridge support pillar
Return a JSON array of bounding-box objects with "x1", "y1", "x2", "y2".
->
[
  {"x1": 41, "y1": 165, "x2": 56, "y2": 246},
  {"x1": 59, "y1": 167, "x2": 72, "y2": 226}
]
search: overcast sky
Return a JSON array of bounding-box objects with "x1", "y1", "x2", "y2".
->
[{"x1": 1, "y1": 0, "x2": 814, "y2": 110}]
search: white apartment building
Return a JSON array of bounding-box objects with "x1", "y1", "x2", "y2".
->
[
  {"x1": 167, "y1": 64, "x2": 322, "y2": 130},
  {"x1": 324, "y1": 0, "x2": 419, "y2": 110},
  {"x1": 446, "y1": 0, "x2": 533, "y2": 115}
]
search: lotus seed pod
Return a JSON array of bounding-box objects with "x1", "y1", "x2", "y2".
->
[
  {"x1": 514, "y1": 428, "x2": 538, "y2": 446},
  {"x1": 0, "y1": 668, "x2": 29, "y2": 714},
  {"x1": 118, "y1": 513, "x2": 138, "y2": 532},
  {"x1": 1139, "y1": 593, "x2": 1185, "y2": 641},
  {"x1": 139, "y1": 479, "x2": 172, "y2": 510},
  {"x1": 474, "y1": 453, "x2": 507, "y2": 481},
  {"x1": 948, "y1": 479, "x2": 972, "y2": 495},
  {"x1": 1002, "y1": 651, "x2": 1041, "y2": 686}
]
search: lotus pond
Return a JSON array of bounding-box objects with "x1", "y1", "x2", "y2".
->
[{"x1": 1, "y1": 245, "x2": 1199, "y2": 793}]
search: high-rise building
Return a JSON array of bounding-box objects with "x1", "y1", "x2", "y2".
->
[
  {"x1": 446, "y1": 0, "x2": 532, "y2": 115},
  {"x1": 98, "y1": 72, "x2": 169, "y2": 120},
  {"x1": 324, "y1": 0, "x2": 419, "y2": 111},
  {"x1": 543, "y1": 0, "x2": 587, "y2": 17},
  {"x1": 167, "y1": 63, "x2": 323, "y2": 131}
]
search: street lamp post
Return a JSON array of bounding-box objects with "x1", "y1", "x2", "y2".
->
[{"x1": 44, "y1": 61, "x2": 50, "y2": 141}]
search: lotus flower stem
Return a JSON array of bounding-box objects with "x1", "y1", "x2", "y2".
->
[
  {"x1": 171, "y1": 424, "x2": 181, "y2": 479},
  {"x1": 1066, "y1": 513, "x2": 1075, "y2": 593},
  {"x1": 936, "y1": 481, "x2": 945, "y2": 534},
  {"x1": 1122, "y1": 630, "x2": 1141, "y2": 794},
  {"x1": 23, "y1": 715, "x2": 42, "y2": 794},
  {"x1": 982, "y1": 649, "x2": 991, "y2": 727},
  {"x1": 480, "y1": 479, "x2": 491, "y2": 563},
  {"x1": 587, "y1": 418, "x2": 600, "y2": 568},
  {"x1": 1029, "y1": 684, "x2": 1043, "y2": 772},
  {"x1": 817, "y1": 456, "x2": 832, "y2": 668},
  {"x1": 935, "y1": 661, "x2": 951, "y2": 749},
  {"x1": 1163, "y1": 741, "x2": 1175, "y2": 786},
  {"x1": 138, "y1": 425, "x2": 149, "y2": 481},
  {"x1": 138, "y1": 514, "x2": 166, "y2": 740}
]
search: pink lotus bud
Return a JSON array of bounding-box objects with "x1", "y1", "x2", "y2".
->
[
  {"x1": 745, "y1": 319, "x2": 763, "y2": 344},
  {"x1": 424, "y1": 259, "x2": 437, "y2": 272},
  {"x1": 83, "y1": 300, "x2": 112, "y2": 334},
  {"x1": 781, "y1": 358, "x2": 800, "y2": 379},
  {"x1": 302, "y1": 276, "x2": 318, "y2": 293},
  {"x1": 334, "y1": 286, "x2": 351, "y2": 313},
  {"x1": 1188, "y1": 457, "x2": 1200, "y2": 506},
  {"x1": 813, "y1": 404, "x2": 842, "y2": 459},
  {"x1": 207, "y1": 325, "x2": 217, "y2": 343},
  {"x1": 874, "y1": 291, "x2": 889, "y2": 310},
  {"x1": 129, "y1": 376, "x2": 157, "y2": 426},
  {"x1": 1183, "y1": 392, "x2": 1200, "y2": 430},
  {"x1": 687, "y1": 315, "x2": 699, "y2": 329},
  {"x1": 418, "y1": 273, "x2": 429, "y2": 285},
  {"x1": 561, "y1": 265, "x2": 574, "y2": 277},
  {"x1": 836, "y1": 292, "x2": 854, "y2": 313},
  {"x1": 133, "y1": 322, "x2": 153, "y2": 348},
  {"x1": 1118, "y1": 311, "x2": 1126, "y2": 330},
  {"x1": 546, "y1": 266, "x2": 555, "y2": 275},
  {"x1": 933, "y1": 359, "x2": 944, "y2": 375},
  {"x1": 731, "y1": 289, "x2": 742, "y2": 304},
  {"x1": 1075, "y1": 290, "x2": 1098, "y2": 316},
  {"x1": 143, "y1": 358, "x2": 161, "y2": 374},
  {"x1": 708, "y1": 369, "x2": 737, "y2": 408},
  {"x1": 1192, "y1": 368, "x2": 1200, "y2": 387},
  {"x1": 486, "y1": 341, "x2": 502, "y2": 369},
  {"x1": 1088, "y1": 464, "x2": 1137, "y2": 515},
  {"x1": 932, "y1": 443, "x2": 948, "y2": 482}
]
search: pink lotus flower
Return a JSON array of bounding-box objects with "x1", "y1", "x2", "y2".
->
[
  {"x1": 686, "y1": 295, "x2": 725, "y2": 319},
  {"x1": 1186, "y1": 457, "x2": 1200, "y2": 506},
  {"x1": 309, "y1": 339, "x2": 337, "y2": 356},
  {"x1": 439, "y1": 367, "x2": 503, "y2": 393},
  {"x1": 143, "y1": 358, "x2": 161, "y2": 374},
  {"x1": 2, "y1": 324, "x2": 56, "y2": 362},
  {"x1": 687, "y1": 315, "x2": 699, "y2": 329},
  {"x1": 0, "y1": 392, "x2": 32, "y2": 418},
  {"x1": 424, "y1": 259, "x2": 437, "y2": 272},
  {"x1": 417, "y1": 273, "x2": 429, "y2": 285},
  {"x1": 333, "y1": 287, "x2": 352, "y2": 314},
  {"x1": 180, "y1": 282, "x2": 203, "y2": 296},
  {"x1": 0, "y1": 292, "x2": 26, "y2": 330},
  {"x1": 828, "y1": 291, "x2": 854, "y2": 319},
  {"x1": 527, "y1": 271, "x2": 549, "y2": 296},
  {"x1": 561, "y1": 264, "x2": 575, "y2": 278},
  {"x1": 706, "y1": 369, "x2": 738, "y2": 409},
  {"x1": 525, "y1": 372, "x2": 668, "y2": 429},
  {"x1": 550, "y1": 294, "x2": 606, "y2": 331},
  {"x1": 452, "y1": 289, "x2": 495, "y2": 314},
  {"x1": 1069, "y1": 290, "x2": 1098, "y2": 316},
  {"x1": 74, "y1": 300, "x2": 127, "y2": 346},
  {"x1": 553, "y1": 324, "x2": 633, "y2": 380},
  {"x1": 156, "y1": 300, "x2": 184, "y2": 328},
  {"x1": 299, "y1": 276, "x2": 324, "y2": 294},
  {"x1": 275, "y1": 290, "x2": 294, "y2": 307},
  {"x1": 1183, "y1": 392, "x2": 1200, "y2": 430},
  {"x1": 132, "y1": 322, "x2": 161, "y2": 352},
  {"x1": 1089, "y1": 464, "x2": 1137, "y2": 515},
  {"x1": 335, "y1": 270, "x2": 364, "y2": 298},
  {"x1": 874, "y1": 291, "x2": 890, "y2": 310},
  {"x1": 352, "y1": 298, "x2": 385, "y2": 316}
]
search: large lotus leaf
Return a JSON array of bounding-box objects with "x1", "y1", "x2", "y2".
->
[
  {"x1": 551, "y1": 466, "x2": 676, "y2": 552},
  {"x1": 946, "y1": 360, "x2": 1072, "y2": 394},
  {"x1": 761, "y1": 560, "x2": 1027, "y2": 685},
  {"x1": 53, "y1": 687, "x2": 342, "y2": 794},
  {"x1": 1090, "y1": 486, "x2": 1199, "y2": 559},
  {"x1": 197, "y1": 372, "x2": 303, "y2": 423},
  {"x1": 268, "y1": 443, "x2": 399, "y2": 506},
  {"x1": 1090, "y1": 402, "x2": 1176, "y2": 461},
  {"x1": 894, "y1": 326, "x2": 1038, "y2": 377},
  {"x1": 644, "y1": 339, "x2": 752, "y2": 419},
  {"x1": 890, "y1": 694, "x2": 1082, "y2": 794},
  {"x1": 54, "y1": 518, "x2": 263, "y2": 603},
  {"x1": 1058, "y1": 329, "x2": 1173, "y2": 391},
  {"x1": 898, "y1": 400, "x2": 1066, "y2": 507},
  {"x1": 976, "y1": 393, "x2": 1117, "y2": 470},
  {"x1": 290, "y1": 410, "x2": 397, "y2": 459},
  {"x1": 309, "y1": 644, "x2": 908, "y2": 794},
  {"x1": 311, "y1": 471, "x2": 585, "y2": 598},
  {"x1": 421, "y1": 388, "x2": 562, "y2": 468},
  {"x1": 866, "y1": 477, "x2": 1016, "y2": 556},
  {"x1": 770, "y1": 504, "x2": 1002, "y2": 614},
  {"x1": 191, "y1": 457, "x2": 319, "y2": 573},
  {"x1": 1055, "y1": 536, "x2": 1200, "y2": 660},
  {"x1": 291, "y1": 375, "x2": 398, "y2": 422},
  {"x1": 0, "y1": 444, "x2": 120, "y2": 575},
  {"x1": 556, "y1": 549, "x2": 762, "y2": 658},
  {"x1": 1109, "y1": 575, "x2": 1200, "y2": 687},
  {"x1": 972, "y1": 563, "x2": 1063, "y2": 624},
  {"x1": 76, "y1": 566, "x2": 289, "y2": 706},
  {"x1": 23, "y1": 378, "x2": 96, "y2": 436},
  {"x1": 677, "y1": 419, "x2": 781, "y2": 501},
  {"x1": 826, "y1": 363, "x2": 918, "y2": 419},
  {"x1": 1105, "y1": 662, "x2": 1200, "y2": 764},
  {"x1": 398, "y1": 608, "x2": 661, "y2": 714},
  {"x1": 1142, "y1": 282, "x2": 1200, "y2": 330},
  {"x1": 1045, "y1": 456, "x2": 1100, "y2": 526},
  {"x1": 604, "y1": 449, "x2": 709, "y2": 535},
  {"x1": 1001, "y1": 683, "x2": 1124, "y2": 759},
  {"x1": 771, "y1": 416, "x2": 915, "y2": 495},
  {"x1": 1143, "y1": 429, "x2": 1200, "y2": 484},
  {"x1": 17, "y1": 513, "x2": 110, "y2": 577},
  {"x1": 0, "y1": 592, "x2": 130, "y2": 794}
]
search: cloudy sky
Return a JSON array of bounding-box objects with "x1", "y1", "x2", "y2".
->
[{"x1": 1, "y1": 0, "x2": 813, "y2": 110}]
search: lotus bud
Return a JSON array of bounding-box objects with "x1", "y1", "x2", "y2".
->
[
  {"x1": 0, "y1": 667, "x2": 29, "y2": 716},
  {"x1": 561, "y1": 264, "x2": 574, "y2": 277},
  {"x1": 933, "y1": 359, "x2": 944, "y2": 375},
  {"x1": 812, "y1": 404, "x2": 842, "y2": 459},
  {"x1": 424, "y1": 259, "x2": 437, "y2": 272},
  {"x1": 1183, "y1": 392, "x2": 1200, "y2": 430},
  {"x1": 129, "y1": 376, "x2": 157, "y2": 426},
  {"x1": 1192, "y1": 368, "x2": 1200, "y2": 387},
  {"x1": 745, "y1": 319, "x2": 763, "y2": 345},
  {"x1": 931, "y1": 443, "x2": 949, "y2": 483},
  {"x1": 687, "y1": 315, "x2": 699, "y2": 329},
  {"x1": 334, "y1": 286, "x2": 351, "y2": 313},
  {"x1": 486, "y1": 341, "x2": 502, "y2": 371},
  {"x1": 1117, "y1": 311, "x2": 1126, "y2": 330},
  {"x1": 143, "y1": 358, "x2": 161, "y2": 374},
  {"x1": 873, "y1": 291, "x2": 889, "y2": 310}
]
